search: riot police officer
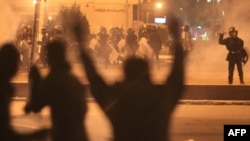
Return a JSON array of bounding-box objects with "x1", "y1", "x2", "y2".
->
[
  {"x1": 95, "y1": 26, "x2": 111, "y2": 68},
  {"x1": 39, "y1": 27, "x2": 49, "y2": 68},
  {"x1": 125, "y1": 28, "x2": 138, "y2": 57},
  {"x1": 50, "y1": 25, "x2": 64, "y2": 41},
  {"x1": 219, "y1": 27, "x2": 246, "y2": 84}
]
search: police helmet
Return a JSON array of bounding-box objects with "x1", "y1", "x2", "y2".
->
[
  {"x1": 100, "y1": 26, "x2": 107, "y2": 32},
  {"x1": 54, "y1": 25, "x2": 63, "y2": 34},
  {"x1": 184, "y1": 25, "x2": 190, "y2": 32},
  {"x1": 41, "y1": 27, "x2": 47, "y2": 33},
  {"x1": 229, "y1": 26, "x2": 238, "y2": 35},
  {"x1": 127, "y1": 28, "x2": 134, "y2": 34},
  {"x1": 21, "y1": 24, "x2": 28, "y2": 31}
]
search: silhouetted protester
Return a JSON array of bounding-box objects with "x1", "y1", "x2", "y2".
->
[
  {"x1": 0, "y1": 43, "x2": 22, "y2": 141},
  {"x1": 25, "y1": 40, "x2": 89, "y2": 141},
  {"x1": 74, "y1": 13, "x2": 185, "y2": 141},
  {"x1": 0, "y1": 43, "x2": 48, "y2": 141},
  {"x1": 219, "y1": 27, "x2": 247, "y2": 84}
]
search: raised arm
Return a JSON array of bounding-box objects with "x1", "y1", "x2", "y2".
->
[
  {"x1": 24, "y1": 65, "x2": 46, "y2": 113},
  {"x1": 219, "y1": 29, "x2": 227, "y2": 45},
  {"x1": 163, "y1": 13, "x2": 185, "y2": 107},
  {"x1": 73, "y1": 23, "x2": 111, "y2": 109}
]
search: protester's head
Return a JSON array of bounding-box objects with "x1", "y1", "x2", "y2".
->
[
  {"x1": 123, "y1": 57, "x2": 150, "y2": 81},
  {"x1": 0, "y1": 43, "x2": 20, "y2": 80},
  {"x1": 47, "y1": 39, "x2": 69, "y2": 69}
]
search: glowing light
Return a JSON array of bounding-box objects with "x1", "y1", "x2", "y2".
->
[
  {"x1": 48, "y1": 16, "x2": 52, "y2": 21},
  {"x1": 155, "y1": 2, "x2": 162, "y2": 9},
  {"x1": 33, "y1": 0, "x2": 37, "y2": 4}
]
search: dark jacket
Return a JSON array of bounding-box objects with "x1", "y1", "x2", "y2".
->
[
  {"x1": 26, "y1": 66, "x2": 88, "y2": 141},
  {"x1": 80, "y1": 42, "x2": 184, "y2": 141},
  {"x1": 219, "y1": 34, "x2": 244, "y2": 61}
]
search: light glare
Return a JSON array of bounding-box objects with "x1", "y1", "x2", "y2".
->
[{"x1": 155, "y1": 2, "x2": 162, "y2": 9}]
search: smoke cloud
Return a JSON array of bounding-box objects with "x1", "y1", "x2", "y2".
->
[
  {"x1": 185, "y1": 0, "x2": 250, "y2": 84},
  {"x1": 0, "y1": 0, "x2": 20, "y2": 46}
]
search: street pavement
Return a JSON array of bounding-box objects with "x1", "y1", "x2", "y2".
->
[
  {"x1": 11, "y1": 57, "x2": 250, "y2": 100},
  {"x1": 9, "y1": 45, "x2": 250, "y2": 141},
  {"x1": 10, "y1": 100, "x2": 250, "y2": 141},
  {"x1": 12, "y1": 44, "x2": 250, "y2": 85}
]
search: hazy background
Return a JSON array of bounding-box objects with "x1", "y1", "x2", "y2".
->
[
  {"x1": 0, "y1": 0, "x2": 20, "y2": 46},
  {"x1": 186, "y1": 0, "x2": 250, "y2": 79}
]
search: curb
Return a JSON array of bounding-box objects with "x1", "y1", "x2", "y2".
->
[
  {"x1": 179, "y1": 100, "x2": 250, "y2": 105},
  {"x1": 12, "y1": 97, "x2": 250, "y2": 105}
]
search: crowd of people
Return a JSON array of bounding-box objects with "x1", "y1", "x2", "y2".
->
[
  {"x1": 1, "y1": 6, "x2": 249, "y2": 141},
  {"x1": 0, "y1": 12, "x2": 186, "y2": 141},
  {"x1": 13, "y1": 20, "x2": 195, "y2": 71},
  {"x1": 88, "y1": 25, "x2": 165, "y2": 68}
]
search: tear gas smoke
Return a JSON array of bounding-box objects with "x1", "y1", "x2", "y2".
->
[
  {"x1": 186, "y1": 0, "x2": 250, "y2": 80},
  {"x1": 0, "y1": 0, "x2": 20, "y2": 46}
]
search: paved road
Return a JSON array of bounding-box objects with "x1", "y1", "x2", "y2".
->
[
  {"x1": 11, "y1": 47, "x2": 250, "y2": 100},
  {"x1": 10, "y1": 100, "x2": 250, "y2": 141},
  {"x1": 11, "y1": 44, "x2": 250, "y2": 85}
]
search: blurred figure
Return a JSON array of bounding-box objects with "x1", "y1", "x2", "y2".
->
[
  {"x1": 137, "y1": 30, "x2": 153, "y2": 60},
  {"x1": 26, "y1": 25, "x2": 33, "y2": 46},
  {"x1": 95, "y1": 26, "x2": 112, "y2": 68},
  {"x1": 110, "y1": 27, "x2": 122, "y2": 51},
  {"x1": 0, "y1": 43, "x2": 21, "y2": 141},
  {"x1": 37, "y1": 26, "x2": 49, "y2": 68},
  {"x1": 16, "y1": 31, "x2": 31, "y2": 72},
  {"x1": 25, "y1": 40, "x2": 89, "y2": 141},
  {"x1": 19, "y1": 24, "x2": 33, "y2": 46},
  {"x1": 125, "y1": 28, "x2": 138, "y2": 57},
  {"x1": 219, "y1": 27, "x2": 246, "y2": 84},
  {"x1": 181, "y1": 25, "x2": 192, "y2": 52},
  {"x1": 75, "y1": 13, "x2": 185, "y2": 141},
  {"x1": 0, "y1": 43, "x2": 48, "y2": 141},
  {"x1": 50, "y1": 25, "x2": 64, "y2": 41},
  {"x1": 148, "y1": 25, "x2": 162, "y2": 61}
]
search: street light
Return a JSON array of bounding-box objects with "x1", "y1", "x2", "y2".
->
[{"x1": 155, "y1": 2, "x2": 163, "y2": 9}]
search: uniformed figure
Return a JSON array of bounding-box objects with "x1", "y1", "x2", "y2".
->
[
  {"x1": 148, "y1": 25, "x2": 162, "y2": 61},
  {"x1": 50, "y1": 25, "x2": 64, "y2": 41},
  {"x1": 181, "y1": 25, "x2": 192, "y2": 52},
  {"x1": 125, "y1": 28, "x2": 138, "y2": 57},
  {"x1": 95, "y1": 26, "x2": 112, "y2": 68},
  {"x1": 39, "y1": 27, "x2": 49, "y2": 68},
  {"x1": 219, "y1": 27, "x2": 246, "y2": 84}
]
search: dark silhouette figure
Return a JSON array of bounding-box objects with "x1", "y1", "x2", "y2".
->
[
  {"x1": 25, "y1": 40, "x2": 89, "y2": 141},
  {"x1": 181, "y1": 25, "x2": 192, "y2": 52},
  {"x1": 95, "y1": 26, "x2": 112, "y2": 68},
  {"x1": 16, "y1": 36, "x2": 31, "y2": 72},
  {"x1": 75, "y1": 13, "x2": 185, "y2": 141},
  {"x1": 0, "y1": 43, "x2": 22, "y2": 141},
  {"x1": 219, "y1": 27, "x2": 246, "y2": 84},
  {"x1": 37, "y1": 26, "x2": 49, "y2": 68},
  {"x1": 148, "y1": 25, "x2": 162, "y2": 61},
  {"x1": 125, "y1": 28, "x2": 138, "y2": 57},
  {"x1": 0, "y1": 43, "x2": 48, "y2": 141}
]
